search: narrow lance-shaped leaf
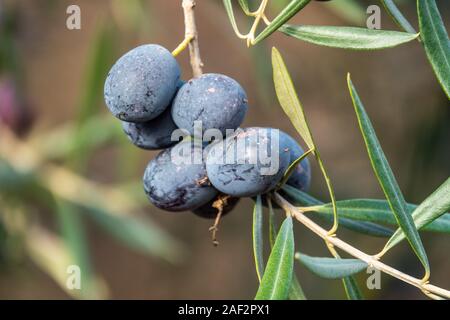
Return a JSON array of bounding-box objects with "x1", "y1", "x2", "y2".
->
[
  {"x1": 280, "y1": 25, "x2": 419, "y2": 50},
  {"x1": 255, "y1": 217, "x2": 294, "y2": 300},
  {"x1": 238, "y1": 0, "x2": 250, "y2": 15},
  {"x1": 296, "y1": 251, "x2": 364, "y2": 300},
  {"x1": 267, "y1": 197, "x2": 277, "y2": 249},
  {"x1": 267, "y1": 198, "x2": 306, "y2": 300},
  {"x1": 272, "y1": 47, "x2": 338, "y2": 231},
  {"x1": 418, "y1": 0, "x2": 450, "y2": 99},
  {"x1": 281, "y1": 185, "x2": 395, "y2": 238},
  {"x1": 342, "y1": 276, "x2": 364, "y2": 300},
  {"x1": 253, "y1": 195, "x2": 265, "y2": 283},
  {"x1": 289, "y1": 277, "x2": 306, "y2": 300},
  {"x1": 318, "y1": 213, "x2": 393, "y2": 238},
  {"x1": 278, "y1": 149, "x2": 313, "y2": 189},
  {"x1": 223, "y1": 0, "x2": 246, "y2": 38},
  {"x1": 303, "y1": 198, "x2": 450, "y2": 235},
  {"x1": 281, "y1": 184, "x2": 322, "y2": 206},
  {"x1": 254, "y1": 0, "x2": 312, "y2": 45},
  {"x1": 272, "y1": 47, "x2": 314, "y2": 151},
  {"x1": 381, "y1": 0, "x2": 417, "y2": 34},
  {"x1": 385, "y1": 177, "x2": 450, "y2": 250},
  {"x1": 296, "y1": 253, "x2": 367, "y2": 279},
  {"x1": 328, "y1": 250, "x2": 363, "y2": 300},
  {"x1": 347, "y1": 74, "x2": 429, "y2": 274}
]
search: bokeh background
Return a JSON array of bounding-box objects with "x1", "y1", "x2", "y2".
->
[{"x1": 0, "y1": 0, "x2": 449, "y2": 299}]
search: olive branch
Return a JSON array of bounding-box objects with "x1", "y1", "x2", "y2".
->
[
  {"x1": 172, "y1": 0, "x2": 450, "y2": 300},
  {"x1": 0, "y1": 0, "x2": 446, "y2": 301},
  {"x1": 172, "y1": 0, "x2": 204, "y2": 77}
]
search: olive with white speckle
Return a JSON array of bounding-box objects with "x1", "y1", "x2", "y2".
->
[
  {"x1": 206, "y1": 127, "x2": 290, "y2": 197},
  {"x1": 172, "y1": 73, "x2": 248, "y2": 136},
  {"x1": 104, "y1": 44, "x2": 181, "y2": 122},
  {"x1": 143, "y1": 140, "x2": 218, "y2": 212}
]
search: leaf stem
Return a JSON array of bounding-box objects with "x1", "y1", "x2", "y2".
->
[
  {"x1": 315, "y1": 151, "x2": 338, "y2": 235},
  {"x1": 276, "y1": 148, "x2": 314, "y2": 190},
  {"x1": 247, "y1": 0, "x2": 270, "y2": 46},
  {"x1": 274, "y1": 192, "x2": 450, "y2": 299},
  {"x1": 172, "y1": 35, "x2": 194, "y2": 57},
  {"x1": 380, "y1": 0, "x2": 417, "y2": 35}
]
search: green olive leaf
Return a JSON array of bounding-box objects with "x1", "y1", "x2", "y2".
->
[
  {"x1": 296, "y1": 253, "x2": 368, "y2": 279},
  {"x1": 238, "y1": 0, "x2": 250, "y2": 15},
  {"x1": 385, "y1": 177, "x2": 450, "y2": 250},
  {"x1": 342, "y1": 276, "x2": 364, "y2": 300},
  {"x1": 223, "y1": 0, "x2": 245, "y2": 39},
  {"x1": 303, "y1": 198, "x2": 450, "y2": 235},
  {"x1": 267, "y1": 198, "x2": 306, "y2": 300},
  {"x1": 297, "y1": 251, "x2": 364, "y2": 300},
  {"x1": 297, "y1": 252, "x2": 365, "y2": 300},
  {"x1": 272, "y1": 47, "x2": 339, "y2": 230},
  {"x1": 418, "y1": 0, "x2": 450, "y2": 99},
  {"x1": 281, "y1": 185, "x2": 395, "y2": 238},
  {"x1": 253, "y1": 195, "x2": 265, "y2": 283},
  {"x1": 277, "y1": 149, "x2": 313, "y2": 189},
  {"x1": 288, "y1": 276, "x2": 307, "y2": 300},
  {"x1": 280, "y1": 25, "x2": 419, "y2": 50},
  {"x1": 348, "y1": 74, "x2": 429, "y2": 274},
  {"x1": 272, "y1": 47, "x2": 315, "y2": 151},
  {"x1": 255, "y1": 217, "x2": 294, "y2": 300},
  {"x1": 267, "y1": 197, "x2": 278, "y2": 249},
  {"x1": 254, "y1": 0, "x2": 312, "y2": 45},
  {"x1": 381, "y1": 0, "x2": 416, "y2": 34}
]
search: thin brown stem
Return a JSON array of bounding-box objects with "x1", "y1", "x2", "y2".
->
[
  {"x1": 209, "y1": 195, "x2": 229, "y2": 246},
  {"x1": 182, "y1": 0, "x2": 203, "y2": 77},
  {"x1": 274, "y1": 192, "x2": 450, "y2": 300}
]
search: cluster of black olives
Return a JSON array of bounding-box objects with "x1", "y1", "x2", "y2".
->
[{"x1": 104, "y1": 44, "x2": 311, "y2": 219}]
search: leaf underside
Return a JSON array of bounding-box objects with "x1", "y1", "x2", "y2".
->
[
  {"x1": 280, "y1": 24, "x2": 418, "y2": 50},
  {"x1": 418, "y1": 0, "x2": 450, "y2": 99}
]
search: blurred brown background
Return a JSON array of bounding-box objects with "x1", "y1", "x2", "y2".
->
[{"x1": 0, "y1": 0, "x2": 449, "y2": 299}]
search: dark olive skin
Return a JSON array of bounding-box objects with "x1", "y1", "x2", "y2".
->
[
  {"x1": 206, "y1": 127, "x2": 290, "y2": 198},
  {"x1": 172, "y1": 73, "x2": 248, "y2": 136},
  {"x1": 121, "y1": 81, "x2": 185, "y2": 150},
  {"x1": 104, "y1": 44, "x2": 181, "y2": 122},
  {"x1": 122, "y1": 106, "x2": 179, "y2": 150},
  {"x1": 143, "y1": 141, "x2": 218, "y2": 212}
]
